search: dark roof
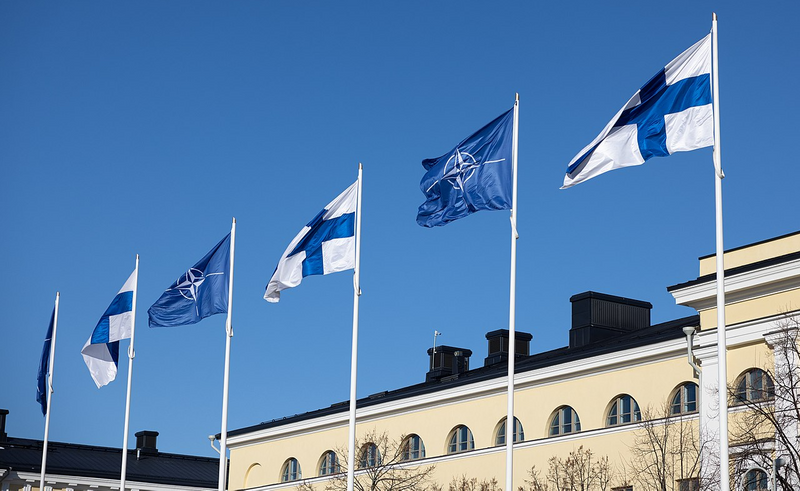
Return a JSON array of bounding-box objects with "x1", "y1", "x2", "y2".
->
[
  {"x1": 0, "y1": 437, "x2": 219, "y2": 488},
  {"x1": 667, "y1": 250, "x2": 800, "y2": 292},
  {"x1": 228, "y1": 314, "x2": 698, "y2": 438}
]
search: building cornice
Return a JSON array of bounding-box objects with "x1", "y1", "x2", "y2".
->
[
  {"x1": 669, "y1": 257, "x2": 800, "y2": 311},
  {"x1": 8, "y1": 470, "x2": 215, "y2": 491},
  {"x1": 228, "y1": 334, "x2": 695, "y2": 449}
]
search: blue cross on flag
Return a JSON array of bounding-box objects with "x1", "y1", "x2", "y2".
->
[
  {"x1": 562, "y1": 34, "x2": 713, "y2": 188},
  {"x1": 264, "y1": 181, "x2": 358, "y2": 302},
  {"x1": 148, "y1": 233, "x2": 231, "y2": 327},
  {"x1": 82, "y1": 269, "x2": 135, "y2": 388},
  {"x1": 417, "y1": 108, "x2": 514, "y2": 227}
]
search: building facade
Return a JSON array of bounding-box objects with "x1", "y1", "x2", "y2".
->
[
  {"x1": 0, "y1": 412, "x2": 219, "y2": 491},
  {"x1": 227, "y1": 232, "x2": 800, "y2": 491}
]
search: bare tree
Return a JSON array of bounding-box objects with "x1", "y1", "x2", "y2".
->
[
  {"x1": 325, "y1": 430, "x2": 437, "y2": 491},
  {"x1": 519, "y1": 446, "x2": 612, "y2": 491},
  {"x1": 728, "y1": 317, "x2": 800, "y2": 490},
  {"x1": 626, "y1": 404, "x2": 714, "y2": 491},
  {"x1": 445, "y1": 476, "x2": 501, "y2": 491}
]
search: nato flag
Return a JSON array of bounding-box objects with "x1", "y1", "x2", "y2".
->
[
  {"x1": 36, "y1": 309, "x2": 55, "y2": 415},
  {"x1": 148, "y1": 234, "x2": 231, "y2": 328},
  {"x1": 417, "y1": 108, "x2": 514, "y2": 227}
]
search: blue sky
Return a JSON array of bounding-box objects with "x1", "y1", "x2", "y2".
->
[{"x1": 2, "y1": 1, "x2": 798, "y2": 458}]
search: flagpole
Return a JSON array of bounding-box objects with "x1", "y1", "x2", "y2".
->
[
  {"x1": 120, "y1": 255, "x2": 139, "y2": 491},
  {"x1": 346, "y1": 164, "x2": 363, "y2": 491},
  {"x1": 505, "y1": 94, "x2": 520, "y2": 491},
  {"x1": 218, "y1": 218, "x2": 236, "y2": 491},
  {"x1": 711, "y1": 13, "x2": 729, "y2": 491},
  {"x1": 40, "y1": 291, "x2": 60, "y2": 491}
]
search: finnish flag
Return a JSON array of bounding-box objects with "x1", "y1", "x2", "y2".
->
[
  {"x1": 82, "y1": 270, "x2": 135, "y2": 388},
  {"x1": 563, "y1": 34, "x2": 713, "y2": 188},
  {"x1": 265, "y1": 181, "x2": 358, "y2": 303}
]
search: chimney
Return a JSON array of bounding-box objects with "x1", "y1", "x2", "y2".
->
[
  {"x1": 426, "y1": 345, "x2": 472, "y2": 382},
  {"x1": 484, "y1": 329, "x2": 533, "y2": 367},
  {"x1": 135, "y1": 430, "x2": 159, "y2": 456},
  {"x1": 569, "y1": 291, "x2": 651, "y2": 349},
  {"x1": 0, "y1": 409, "x2": 8, "y2": 441}
]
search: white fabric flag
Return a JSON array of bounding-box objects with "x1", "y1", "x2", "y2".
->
[
  {"x1": 265, "y1": 181, "x2": 358, "y2": 303},
  {"x1": 562, "y1": 34, "x2": 712, "y2": 188},
  {"x1": 82, "y1": 270, "x2": 135, "y2": 388}
]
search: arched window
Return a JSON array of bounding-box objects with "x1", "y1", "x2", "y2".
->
[
  {"x1": 606, "y1": 395, "x2": 641, "y2": 427},
  {"x1": 742, "y1": 469, "x2": 768, "y2": 491},
  {"x1": 280, "y1": 458, "x2": 301, "y2": 482},
  {"x1": 670, "y1": 382, "x2": 698, "y2": 415},
  {"x1": 400, "y1": 434, "x2": 426, "y2": 461},
  {"x1": 447, "y1": 425, "x2": 474, "y2": 454},
  {"x1": 549, "y1": 406, "x2": 581, "y2": 436},
  {"x1": 358, "y1": 443, "x2": 381, "y2": 468},
  {"x1": 495, "y1": 417, "x2": 524, "y2": 445},
  {"x1": 734, "y1": 369, "x2": 774, "y2": 404},
  {"x1": 318, "y1": 450, "x2": 339, "y2": 476}
]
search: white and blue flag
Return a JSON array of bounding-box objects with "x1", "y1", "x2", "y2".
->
[
  {"x1": 265, "y1": 181, "x2": 358, "y2": 302},
  {"x1": 562, "y1": 34, "x2": 713, "y2": 188},
  {"x1": 82, "y1": 270, "x2": 135, "y2": 388}
]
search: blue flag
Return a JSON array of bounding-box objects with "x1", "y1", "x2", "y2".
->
[
  {"x1": 417, "y1": 108, "x2": 514, "y2": 227},
  {"x1": 148, "y1": 234, "x2": 230, "y2": 328},
  {"x1": 36, "y1": 309, "x2": 55, "y2": 415}
]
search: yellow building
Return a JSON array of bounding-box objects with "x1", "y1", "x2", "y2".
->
[{"x1": 227, "y1": 231, "x2": 800, "y2": 491}]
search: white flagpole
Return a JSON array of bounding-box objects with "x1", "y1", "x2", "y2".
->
[
  {"x1": 120, "y1": 255, "x2": 140, "y2": 491},
  {"x1": 711, "y1": 13, "x2": 729, "y2": 491},
  {"x1": 218, "y1": 218, "x2": 236, "y2": 491},
  {"x1": 40, "y1": 291, "x2": 60, "y2": 491},
  {"x1": 505, "y1": 94, "x2": 520, "y2": 491},
  {"x1": 346, "y1": 164, "x2": 363, "y2": 491}
]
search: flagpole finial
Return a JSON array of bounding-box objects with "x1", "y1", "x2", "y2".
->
[
  {"x1": 713, "y1": 12, "x2": 717, "y2": 21},
  {"x1": 359, "y1": 162, "x2": 363, "y2": 170},
  {"x1": 232, "y1": 217, "x2": 236, "y2": 224},
  {"x1": 515, "y1": 93, "x2": 519, "y2": 102}
]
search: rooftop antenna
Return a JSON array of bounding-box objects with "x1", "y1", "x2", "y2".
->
[{"x1": 433, "y1": 330, "x2": 442, "y2": 356}]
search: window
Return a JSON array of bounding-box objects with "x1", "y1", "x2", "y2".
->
[
  {"x1": 670, "y1": 383, "x2": 698, "y2": 415},
  {"x1": 606, "y1": 395, "x2": 641, "y2": 427},
  {"x1": 447, "y1": 425, "x2": 474, "y2": 454},
  {"x1": 676, "y1": 478, "x2": 699, "y2": 491},
  {"x1": 612, "y1": 487, "x2": 633, "y2": 491},
  {"x1": 549, "y1": 406, "x2": 581, "y2": 436},
  {"x1": 742, "y1": 469, "x2": 768, "y2": 491},
  {"x1": 358, "y1": 443, "x2": 381, "y2": 468},
  {"x1": 281, "y1": 458, "x2": 301, "y2": 482},
  {"x1": 734, "y1": 369, "x2": 774, "y2": 404},
  {"x1": 318, "y1": 450, "x2": 339, "y2": 476},
  {"x1": 495, "y1": 417, "x2": 524, "y2": 445},
  {"x1": 401, "y1": 434, "x2": 426, "y2": 461}
]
